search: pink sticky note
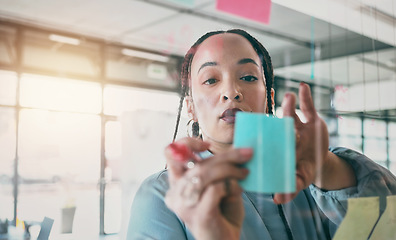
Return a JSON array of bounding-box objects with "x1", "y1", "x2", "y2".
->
[{"x1": 216, "y1": 0, "x2": 271, "y2": 24}]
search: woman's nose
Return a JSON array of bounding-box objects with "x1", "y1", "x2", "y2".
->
[{"x1": 222, "y1": 86, "x2": 243, "y2": 102}]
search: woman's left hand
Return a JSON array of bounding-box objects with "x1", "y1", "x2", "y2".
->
[{"x1": 273, "y1": 82, "x2": 329, "y2": 204}]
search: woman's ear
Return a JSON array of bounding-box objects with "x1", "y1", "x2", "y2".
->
[{"x1": 185, "y1": 96, "x2": 197, "y2": 121}]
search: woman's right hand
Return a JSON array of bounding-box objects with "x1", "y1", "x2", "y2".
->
[{"x1": 164, "y1": 137, "x2": 252, "y2": 240}]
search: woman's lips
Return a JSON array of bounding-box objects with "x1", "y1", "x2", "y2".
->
[{"x1": 220, "y1": 108, "x2": 242, "y2": 124}]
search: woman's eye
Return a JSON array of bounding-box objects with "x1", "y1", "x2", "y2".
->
[
  {"x1": 203, "y1": 78, "x2": 217, "y2": 85},
  {"x1": 240, "y1": 75, "x2": 258, "y2": 82}
]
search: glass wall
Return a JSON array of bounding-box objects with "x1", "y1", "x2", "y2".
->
[
  {"x1": 1, "y1": 20, "x2": 395, "y2": 239},
  {"x1": 0, "y1": 107, "x2": 16, "y2": 220},
  {"x1": 337, "y1": 117, "x2": 362, "y2": 153},
  {"x1": 0, "y1": 22, "x2": 181, "y2": 238},
  {"x1": 388, "y1": 122, "x2": 396, "y2": 174}
]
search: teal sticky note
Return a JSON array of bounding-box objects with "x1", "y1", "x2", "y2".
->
[{"x1": 233, "y1": 112, "x2": 296, "y2": 193}]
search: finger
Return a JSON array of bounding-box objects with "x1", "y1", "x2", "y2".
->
[
  {"x1": 189, "y1": 148, "x2": 252, "y2": 188},
  {"x1": 273, "y1": 172, "x2": 305, "y2": 204},
  {"x1": 221, "y1": 180, "x2": 244, "y2": 227},
  {"x1": 298, "y1": 82, "x2": 317, "y2": 122},
  {"x1": 165, "y1": 138, "x2": 210, "y2": 180},
  {"x1": 273, "y1": 193, "x2": 297, "y2": 205},
  {"x1": 192, "y1": 163, "x2": 249, "y2": 190},
  {"x1": 222, "y1": 179, "x2": 243, "y2": 201},
  {"x1": 165, "y1": 137, "x2": 210, "y2": 161},
  {"x1": 205, "y1": 148, "x2": 253, "y2": 165},
  {"x1": 281, "y1": 92, "x2": 303, "y2": 127},
  {"x1": 199, "y1": 182, "x2": 227, "y2": 214}
]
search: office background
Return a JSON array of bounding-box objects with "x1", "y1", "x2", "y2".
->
[{"x1": 0, "y1": 0, "x2": 395, "y2": 239}]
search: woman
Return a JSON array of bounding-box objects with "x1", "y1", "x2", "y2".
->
[{"x1": 127, "y1": 29, "x2": 396, "y2": 239}]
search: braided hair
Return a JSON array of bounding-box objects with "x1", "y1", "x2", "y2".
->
[{"x1": 172, "y1": 29, "x2": 274, "y2": 141}]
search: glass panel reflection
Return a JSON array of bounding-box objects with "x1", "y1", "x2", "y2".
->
[
  {"x1": 0, "y1": 70, "x2": 17, "y2": 106},
  {"x1": 0, "y1": 107, "x2": 16, "y2": 220},
  {"x1": 363, "y1": 119, "x2": 386, "y2": 138},
  {"x1": 389, "y1": 140, "x2": 396, "y2": 163},
  {"x1": 0, "y1": 25, "x2": 16, "y2": 66},
  {"x1": 22, "y1": 30, "x2": 100, "y2": 77},
  {"x1": 338, "y1": 117, "x2": 361, "y2": 136},
  {"x1": 20, "y1": 74, "x2": 102, "y2": 113},
  {"x1": 389, "y1": 122, "x2": 396, "y2": 140},
  {"x1": 338, "y1": 136, "x2": 363, "y2": 153},
  {"x1": 364, "y1": 138, "x2": 387, "y2": 162},
  {"x1": 103, "y1": 85, "x2": 180, "y2": 116},
  {"x1": 104, "y1": 121, "x2": 122, "y2": 234},
  {"x1": 106, "y1": 45, "x2": 178, "y2": 88},
  {"x1": 17, "y1": 109, "x2": 100, "y2": 238}
]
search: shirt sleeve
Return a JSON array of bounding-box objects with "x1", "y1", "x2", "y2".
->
[
  {"x1": 309, "y1": 147, "x2": 396, "y2": 226},
  {"x1": 126, "y1": 170, "x2": 190, "y2": 240}
]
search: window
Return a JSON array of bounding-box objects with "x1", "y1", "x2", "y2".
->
[
  {"x1": 104, "y1": 121, "x2": 122, "y2": 234},
  {"x1": 363, "y1": 138, "x2": 387, "y2": 162},
  {"x1": 22, "y1": 30, "x2": 100, "y2": 77},
  {"x1": 16, "y1": 74, "x2": 102, "y2": 238},
  {"x1": 0, "y1": 70, "x2": 17, "y2": 106},
  {"x1": 1, "y1": 24, "x2": 186, "y2": 238},
  {"x1": 0, "y1": 107, "x2": 16, "y2": 220},
  {"x1": 363, "y1": 119, "x2": 387, "y2": 167},
  {"x1": 102, "y1": 86, "x2": 187, "y2": 235},
  {"x1": 389, "y1": 122, "x2": 396, "y2": 175},
  {"x1": 389, "y1": 122, "x2": 396, "y2": 140},
  {"x1": 363, "y1": 119, "x2": 386, "y2": 138},
  {"x1": 106, "y1": 46, "x2": 179, "y2": 88},
  {"x1": 20, "y1": 74, "x2": 102, "y2": 113},
  {"x1": 338, "y1": 117, "x2": 361, "y2": 136},
  {"x1": 103, "y1": 84, "x2": 180, "y2": 116},
  {"x1": 338, "y1": 136, "x2": 363, "y2": 153},
  {"x1": 336, "y1": 117, "x2": 362, "y2": 153},
  {"x1": 0, "y1": 25, "x2": 16, "y2": 66},
  {"x1": 17, "y1": 109, "x2": 101, "y2": 238},
  {"x1": 389, "y1": 140, "x2": 396, "y2": 175}
]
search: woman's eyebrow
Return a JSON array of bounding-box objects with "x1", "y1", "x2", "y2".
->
[
  {"x1": 198, "y1": 61, "x2": 217, "y2": 73},
  {"x1": 238, "y1": 58, "x2": 259, "y2": 66}
]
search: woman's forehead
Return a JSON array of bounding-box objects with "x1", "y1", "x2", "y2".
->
[{"x1": 191, "y1": 33, "x2": 261, "y2": 73}]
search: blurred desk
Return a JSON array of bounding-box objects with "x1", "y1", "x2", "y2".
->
[{"x1": 0, "y1": 226, "x2": 30, "y2": 240}]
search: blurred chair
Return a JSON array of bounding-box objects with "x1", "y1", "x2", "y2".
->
[
  {"x1": 37, "y1": 217, "x2": 54, "y2": 240},
  {"x1": 61, "y1": 206, "x2": 76, "y2": 233}
]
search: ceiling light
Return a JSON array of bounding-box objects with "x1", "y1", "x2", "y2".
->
[
  {"x1": 49, "y1": 34, "x2": 80, "y2": 45},
  {"x1": 121, "y1": 48, "x2": 169, "y2": 63}
]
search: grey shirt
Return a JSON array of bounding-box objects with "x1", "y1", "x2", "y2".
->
[{"x1": 127, "y1": 147, "x2": 396, "y2": 239}]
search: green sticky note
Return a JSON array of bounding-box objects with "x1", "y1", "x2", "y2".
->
[
  {"x1": 233, "y1": 112, "x2": 295, "y2": 193},
  {"x1": 370, "y1": 195, "x2": 396, "y2": 240},
  {"x1": 333, "y1": 197, "x2": 380, "y2": 240}
]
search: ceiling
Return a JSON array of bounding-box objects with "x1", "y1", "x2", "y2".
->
[{"x1": 0, "y1": 0, "x2": 396, "y2": 88}]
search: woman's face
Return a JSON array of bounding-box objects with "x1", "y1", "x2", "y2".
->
[{"x1": 187, "y1": 33, "x2": 269, "y2": 152}]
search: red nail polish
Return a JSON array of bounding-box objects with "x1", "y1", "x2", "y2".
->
[{"x1": 169, "y1": 143, "x2": 193, "y2": 162}]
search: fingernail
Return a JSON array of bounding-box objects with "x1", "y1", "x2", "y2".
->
[
  {"x1": 242, "y1": 168, "x2": 250, "y2": 176},
  {"x1": 239, "y1": 148, "x2": 253, "y2": 159},
  {"x1": 169, "y1": 143, "x2": 192, "y2": 162},
  {"x1": 284, "y1": 93, "x2": 291, "y2": 99}
]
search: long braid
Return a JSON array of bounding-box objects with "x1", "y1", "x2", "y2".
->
[{"x1": 172, "y1": 88, "x2": 185, "y2": 142}]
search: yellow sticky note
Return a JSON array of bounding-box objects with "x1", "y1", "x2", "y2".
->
[
  {"x1": 370, "y1": 195, "x2": 396, "y2": 240},
  {"x1": 333, "y1": 197, "x2": 379, "y2": 240}
]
